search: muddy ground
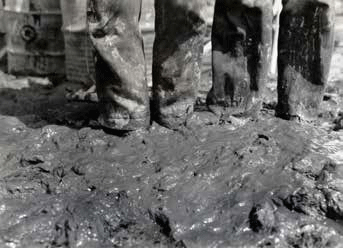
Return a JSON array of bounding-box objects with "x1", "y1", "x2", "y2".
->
[{"x1": 0, "y1": 5, "x2": 343, "y2": 248}]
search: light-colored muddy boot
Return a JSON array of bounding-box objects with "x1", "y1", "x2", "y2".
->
[{"x1": 88, "y1": 0, "x2": 150, "y2": 131}]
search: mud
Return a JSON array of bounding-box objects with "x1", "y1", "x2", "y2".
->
[
  {"x1": 0, "y1": 2, "x2": 342, "y2": 248},
  {"x1": 0, "y1": 74, "x2": 342, "y2": 247}
]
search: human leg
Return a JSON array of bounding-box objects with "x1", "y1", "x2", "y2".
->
[
  {"x1": 152, "y1": 0, "x2": 207, "y2": 129},
  {"x1": 276, "y1": 0, "x2": 335, "y2": 120},
  {"x1": 88, "y1": 0, "x2": 150, "y2": 131},
  {"x1": 207, "y1": 0, "x2": 273, "y2": 117}
]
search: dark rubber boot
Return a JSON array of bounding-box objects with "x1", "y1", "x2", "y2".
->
[
  {"x1": 88, "y1": 0, "x2": 150, "y2": 131},
  {"x1": 207, "y1": 0, "x2": 273, "y2": 117},
  {"x1": 152, "y1": 0, "x2": 207, "y2": 129},
  {"x1": 276, "y1": 0, "x2": 335, "y2": 121}
]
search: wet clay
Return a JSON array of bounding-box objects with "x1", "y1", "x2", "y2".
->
[
  {"x1": 0, "y1": 0, "x2": 342, "y2": 246},
  {"x1": 0, "y1": 111, "x2": 342, "y2": 247}
]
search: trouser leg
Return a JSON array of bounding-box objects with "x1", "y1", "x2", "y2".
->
[
  {"x1": 152, "y1": 0, "x2": 207, "y2": 129},
  {"x1": 276, "y1": 0, "x2": 335, "y2": 120},
  {"x1": 88, "y1": 0, "x2": 150, "y2": 131},
  {"x1": 207, "y1": 0, "x2": 273, "y2": 116}
]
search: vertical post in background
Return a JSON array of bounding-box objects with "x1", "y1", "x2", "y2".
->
[
  {"x1": 61, "y1": 0, "x2": 95, "y2": 83},
  {"x1": 270, "y1": 0, "x2": 283, "y2": 77}
]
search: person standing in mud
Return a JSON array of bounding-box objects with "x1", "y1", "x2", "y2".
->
[
  {"x1": 87, "y1": 0, "x2": 207, "y2": 131},
  {"x1": 207, "y1": 0, "x2": 335, "y2": 120},
  {"x1": 87, "y1": 0, "x2": 335, "y2": 132}
]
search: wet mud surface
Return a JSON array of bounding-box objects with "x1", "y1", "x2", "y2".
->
[
  {"x1": 0, "y1": 3, "x2": 342, "y2": 247},
  {"x1": 0, "y1": 71, "x2": 342, "y2": 247},
  {"x1": 0, "y1": 109, "x2": 342, "y2": 247}
]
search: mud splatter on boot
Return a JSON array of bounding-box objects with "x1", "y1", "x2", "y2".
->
[
  {"x1": 88, "y1": 0, "x2": 150, "y2": 131},
  {"x1": 276, "y1": 0, "x2": 335, "y2": 121},
  {"x1": 152, "y1": 0, "x2": 207, "y2": 130},
  {"x1": 207, "y1": 0, "x2": 273, "y2": 118}
]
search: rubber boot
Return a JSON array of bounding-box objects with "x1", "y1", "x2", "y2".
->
[
  {"x1": 207, "y1": 0, "x2": 273, "y2": 117},
  {"x1": 276, "y1": 0, "x2": 335, "y2": 121},
  {"x1": 152, "y1": 0, "x2": 207, "y2": 129},
  {"x1": 88, "y1": 0, "x2": 150, "y2": 131}
]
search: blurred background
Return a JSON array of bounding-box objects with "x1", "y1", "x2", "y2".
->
[{"x1": 0, "y1": 0, "x2": 341, "y2": 102}]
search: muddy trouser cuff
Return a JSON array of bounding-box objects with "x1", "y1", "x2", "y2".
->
[
  {"x1": 276, "y1": 0, "x2": 335, "y2": 121},
  {"x1": 88, "y1": 0, "x2": 150, "y2": 131},
  {"x1": 206, "y1": 0, "x2": 273, "y2": 117},
  {"x1": 152, "y1": 0, "x2": 206, "y2": 129}
]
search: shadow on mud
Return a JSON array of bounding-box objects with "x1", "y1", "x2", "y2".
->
[{"x1": 0, "y1": 81, "x2": 100, "y2": 129}]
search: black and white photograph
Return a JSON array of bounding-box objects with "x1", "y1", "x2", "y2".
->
[{"x1": 0, "y1": 0, "x2": 342, "y2": 247}]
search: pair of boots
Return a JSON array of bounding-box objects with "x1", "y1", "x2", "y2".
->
[
  {"x1": 208, "y1": 0, "x2": 335, "y2": 121},
  {"x1": 88, "y1": 0, "x2": 335, "y2": 131}
]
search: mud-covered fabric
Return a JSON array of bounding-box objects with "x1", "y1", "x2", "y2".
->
[
  {"x1": 152, "y1": 0, "x2": 207, "y2": 129},
  {"x1": 276, "y1": 0, "x2": 335, "y2": 120},
  {"x1": 61, "y1": 0, "x2": 87, "y2": 31},
  {"x1": 88, "y1": 0, "x2": 150, "y2": 131},
  {"x1": 207, "y1": 0, "x2": 273, "y2": 117}
]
